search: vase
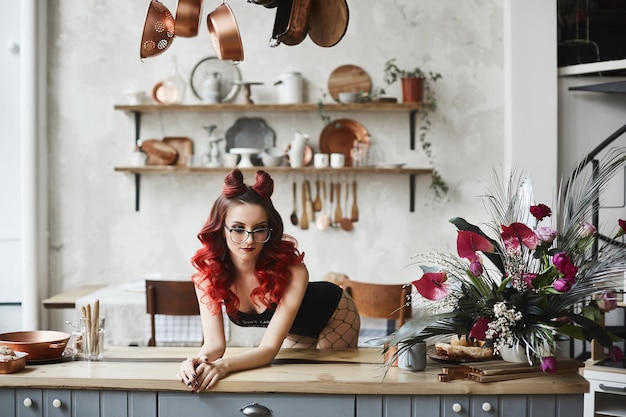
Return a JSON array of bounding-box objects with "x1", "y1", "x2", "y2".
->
[
  {"x1": 401, "y1": 77, "x2": 424, "y2": 103},
  {"x1": 288, "y1": 131, "x2": 309, "y2": 168},
  {"x1": 398, "y1": 342, "x2": 427, "y2": 371},
  {"x1": 499, "y1": 345, "x2": 529, "y2": 363}
]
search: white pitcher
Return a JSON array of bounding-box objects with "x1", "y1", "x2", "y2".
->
[{"x1": 289, "y1": 131, "x2": 309, "y2": 168}]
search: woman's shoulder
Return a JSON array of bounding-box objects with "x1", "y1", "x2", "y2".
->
[{"x1": 288, "y1": 262, "x2": 309, "y2": 285}]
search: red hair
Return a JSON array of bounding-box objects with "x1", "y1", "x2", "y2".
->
[{"x1": 191, "y1": 169, "x2": 303, "y2": 318}]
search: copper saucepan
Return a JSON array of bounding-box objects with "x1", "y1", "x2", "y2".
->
[
  {"x1": 140, "y1": 0, "x2": 176, "y2": 59},
  {"x1": 0, "y1": 330, "x2": 70, "y2": 361},
  {"x1": 174, "y1": 0, "x2": 204, "y2": 38},
  {"x1": 207, "y1": 2, "x2": 244, "y2": 61}
]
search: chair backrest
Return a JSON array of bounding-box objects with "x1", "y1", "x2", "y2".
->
[
  {"x1": 341, "y1": 278, "x2": 412, "y2": 328},
  {"x1": 145, "y1": 280, "x2": 200, "y2": 346}
]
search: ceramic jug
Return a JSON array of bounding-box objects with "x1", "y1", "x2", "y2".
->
[
  {"x1": 289, "y1": 131, "x2": 309, "y2": 168},
  {"x1": 275, "y1": 71, "x2": 303, "y2": 104},
  {"x1": 202, "y1": 72, "x2": 221, "y2": 104}
]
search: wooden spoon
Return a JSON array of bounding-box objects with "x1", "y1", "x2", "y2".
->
[
  {"x1": 339, "y1": 182, "x2": 354, "y2": 231},
  {"x1": 290, "y1": 181, "x2": 298, "y2": 226},
  {"x1": 300, "y1": 181, "x2": 309, "y2": 230},
  {"x1": 313, "y1": 179, "x2": 322, "y2": 212},
  {"x1": 350, "y1": 180, "x2": 359, "y2": 222},
  {"x1": 334, "y1": 182, "x2": 342, "y2": 224}
]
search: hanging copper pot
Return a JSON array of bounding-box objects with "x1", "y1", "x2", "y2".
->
[
  {"x1": 140, "y1": 0, "x2": 176, "y2": 59},
  {"x1": 271, "y1": 0, "x2": 312, "y2": 46},
  {"x1": 207, "y1": 2, "x2": 244, "y2": 61},
  {"x1": 174, "y1": 0, "x2": 204, "y2": 38}
]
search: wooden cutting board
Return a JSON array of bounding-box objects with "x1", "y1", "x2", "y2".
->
[
  {"x1": 308, "y1": 0, "x2": 349, "y2": 47},
  {"x1": 141, "y1": 139, "x2": 178, "y2": 165},
  {"x1": 327, "y1": 64, "x2": 371, "y2": 101},
  {"x1": 438, "y1": 359, "x2": 583, "y2": 383},
  {"x1": 163, "y1": 137, "x2": 193, "y2": 166}
]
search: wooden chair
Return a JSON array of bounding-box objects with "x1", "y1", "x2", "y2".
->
[
  {"x1": 145, "y1": 280, "x2": 200, "y2": 347},
  {"x1": 340, "y1": 277, "x2": 412, "y2": 329}
]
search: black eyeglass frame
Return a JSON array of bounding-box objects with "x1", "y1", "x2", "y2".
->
[{"x1": 224, "y1": 226, "x2": 273, "y2": 243}]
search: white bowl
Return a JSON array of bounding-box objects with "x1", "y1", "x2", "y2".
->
[
  {"x1": 338, "y1": 92, "x2": 359, "y2": 104},
  {"x1": 261, "y1": 147, "x2": 284, "y2": 167}
]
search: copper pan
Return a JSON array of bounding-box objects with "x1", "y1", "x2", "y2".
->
[
  {"x1": 175, "y1": 0, "x2": 204, "y2": 37},
  {"x1": 271, "y1": 0, "x2": 312, "y2": 46},
  {"x1": 207, "y1": 2, "x2": 244, "y2": 61},
  {"x1": 0, "y1": 331, "x2": 70, "y2": 361},
  {"x1": 140, "y1": 0, "x2": 176, "y2": 59}
]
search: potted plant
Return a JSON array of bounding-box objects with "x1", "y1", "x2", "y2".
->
[{"x1": 383, "y1": 59, "x2": 447, "y2": 198}]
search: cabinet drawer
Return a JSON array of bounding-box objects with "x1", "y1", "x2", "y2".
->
[{"x1": 159, "y1": 392, "x2": 355, "y2": 417}]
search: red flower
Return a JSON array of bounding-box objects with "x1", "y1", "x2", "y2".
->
[
  {"x1": 501, "y1": 222, "x2": 538, "y2": 254},
  {"x1": 609, "y1": 346, "x2": 624, "y2": 362},
  {"x1": 469, "y1": 317, "x2": 491, "y2": 340},
  {"x1": 618, "y1": 219, "x2": 626, "y2": 237},
  {"x1": 456, "y1": 231, "x2": 494, "y2": 263},
  {"x1": 412, "y1": 271, "x2": 450, "y2": 301},
  {"x1": 552, "y1": 252, "x2": 578, "y2": 279},
  {"x1": 530, "y1": 204, "x2": 552, "y2": 221}
]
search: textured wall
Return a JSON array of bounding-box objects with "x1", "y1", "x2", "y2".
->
[{"x1": 46, "y1": 0, "x2": 504, "y2": 308}]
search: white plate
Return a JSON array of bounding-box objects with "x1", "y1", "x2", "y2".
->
[{"x1": 189, "y1": 56, "x2": 242, "y2": 103}]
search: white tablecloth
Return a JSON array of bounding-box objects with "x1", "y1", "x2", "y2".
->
[{"x1": 74, "y1": 282, "x2": 228, "y2": 347}]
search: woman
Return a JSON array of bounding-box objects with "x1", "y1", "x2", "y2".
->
[{"x1": 177, "y1": 169, "x2": 360, "y2": 392}]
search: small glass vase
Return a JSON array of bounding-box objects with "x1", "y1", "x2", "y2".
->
[{"x1": 162, "y1": 56, "x2": 186, "y2": 104}]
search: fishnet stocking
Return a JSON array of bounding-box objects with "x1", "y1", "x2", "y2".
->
[{"x1": 282, "y1": 291, "x2": 360, "y2": 349}]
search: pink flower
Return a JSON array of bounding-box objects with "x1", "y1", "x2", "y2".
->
[
  {"x1": 523, "y1": 273, "x2": 537, "y2": 287},
  {"x1": 552, "y1": 252, "x2": 578, "y2": 278},
  {"x1": 577, "y1": 222, "x2": 596, "y2": 238},
  {"x1": 456, "y1": 231, "x2": 494, "y2": 263},
  {"x1": 501, "y1": 222, "x2": 538, "y2": 254},
  {"x1": 469, "y1": 317, "x2": 491, "y2": 340},
  {"x1": 469, "y1": 261, "x2": 483, "y2": 277},
  {"x1": 617, "y1": 219, "x2": 626, "y2": 237},
  {"x1": 609, "y1": 346, "x2": 624, "y2": 362},
  {"x1": 535, "y1": 226, "x2": 557, "y2": 243},
  {"x1": 530, "y1": 204, "x2": 552, "y2": 221},
  {"x1": 540, "y1": 356, "x2": 558, "y2": 374},
  {"x1": 412, "y1": 271, "x2": 450, "y2": 301},
  {"x1": 597, "y1": 292, "x2": 618, "y2": 312},
  {"x1": 553, "y1": 278, "x2": 572, "y2": 292}
]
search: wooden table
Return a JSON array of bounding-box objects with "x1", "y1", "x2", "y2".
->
[{"x1": 42, "y1": 285, "x2": 106, "y2": 309}]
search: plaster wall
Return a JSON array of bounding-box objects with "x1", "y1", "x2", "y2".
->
[{"x1": 36, "y1": 0, "x2": 506, "y2": 331}]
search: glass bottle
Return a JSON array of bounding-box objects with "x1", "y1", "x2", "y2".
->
[{"x1": 161, "y1": 56, "x2": 186, "y2": 104}]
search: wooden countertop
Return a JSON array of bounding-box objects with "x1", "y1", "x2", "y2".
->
[
  {"x1": 0, "y1": 347, "x2": 589, "y2": 395},
  {"x1": 42, "y1": 285, "x2": 106, "y2": 309}
]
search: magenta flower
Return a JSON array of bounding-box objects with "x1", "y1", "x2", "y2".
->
[
  {"x1": 540, "y1": 356, "x2": 558, "y2": 374},
  {"x1": 469, "y1": 261, "x2": 483, "y2": 277},
  {"x1": 535, "y1": 226, "x2": 557, "y2": 243},
  {"x1": 469, "y1": 317, "x2": 491, "y2": 340},
  {"x1": 530, "y1": 204, "x2": 552, "y2": 221},
  {"x1": 553, "y1": 278, "x2": 572, "y2": 292},
  {"x1": 597, "y1": 292, "x2": 618, "y2": 312},
  {"x1": 412, "y1": 271, "x2": 450, "y2": 301},
  {"x1": 523, "y1": 273, "x2": 537, "y2": 287},
  {"x1": 501, "y1": 222, "x2": 538, "y2": 254},
  {"x1": 552, "y1": 252, "x2": 578, "y2": 278},
  {"x1": 617, "y1": 219, "x2": 626, "y2": 237},
  {"x1": 456, "y1": 231, "x2": 494, "y2": 263},
  {"x1": 609, "y1": 346, "x2": 624, "y2": 362}
]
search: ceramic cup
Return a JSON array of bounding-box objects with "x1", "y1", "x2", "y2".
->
[
  {"x1": 398, "y1": 342, "x2": 427, "y2": 371},
  {"x1": 223, "y1": 153, "x2": 239, "y2": 168},
  {"x1": 314, "y1": 153, "x2": 329, "y2": 168},
  {"x1": 330, "y1": 153, "x2": 345, "y2": 168}
]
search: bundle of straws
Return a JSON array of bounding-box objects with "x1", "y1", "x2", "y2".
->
[{"x1": 80, "y1": 299, "x2": 100, "y2": 355}]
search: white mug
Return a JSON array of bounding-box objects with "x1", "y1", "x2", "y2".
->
[
  {"x1": 398, "y1": 342, "x2": 427, "y2": 371},
  {"x1": 314, "y1": 153, "x2": 329, "y2": 168},
  {"x1": 222, "y1": 153, "x2": 239, "y2": 168},
  {"x1": 330, "y1": 153, "x2": 345, "y2": 168}
]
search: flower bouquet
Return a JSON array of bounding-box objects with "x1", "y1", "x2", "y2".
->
[{"x1": 370, "y1": 149, "x2": 626, "y2": 373}]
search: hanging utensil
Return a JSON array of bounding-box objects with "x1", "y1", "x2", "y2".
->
[
  {"x1": 334, "y1": 182, "x2": 342, "y2": 224},
  {"x1": 207, "y1": 1, "x2": 244, "y2": 61},
  {"x1": 307, "y1": 0, "x2": 349, "y2": 47},
  {"x1": 339, "y1": 181, "x2": 354, "y2": 231},
  {"x1": 290, "y1": 181, "x2": 298, "y2": 226},
  {"x1": 313, "y1": 179, "x2": 322, "y2": 212},
  {"x1": 140, "y1": 0, "x2": 176, "y2": 59},
  {"x1": 316, "y1": 180, "x2": 331, "y2": 231},
  {"x1": 300, "y1": 180, "x2": 309, "y2": 230},
  {"x1": 174, "y1": 0, "x2": 204, "y2": 38},
  {"x1": 270, "y1": 0, "x2": 312, "y2": 47},
  {"x1": 351, "y1": 180, "x2": 359, "y2": 222},
  {"x1": 304, "y1": 180, "x2": 314, "y2": 226}
]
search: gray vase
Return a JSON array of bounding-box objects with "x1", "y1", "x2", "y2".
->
[{"x1": 398, "y1": 341, "x2": 427, "y2": 371}]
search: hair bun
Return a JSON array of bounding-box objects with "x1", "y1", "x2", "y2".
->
[
  {"x1": 252, "y1": 170, "x2": 273, "y2": 199},
  {"x1": 223, "y1": 169, "x2": 247, "y2": 197}
]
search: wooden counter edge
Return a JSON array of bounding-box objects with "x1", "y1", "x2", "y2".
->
[{"x1": 42, "y1": 285, "x2": 106, "y2": 309}]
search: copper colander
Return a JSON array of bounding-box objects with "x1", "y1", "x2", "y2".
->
[{"x1": 140, "y1": 0, "x2": 176, "y2": 59}]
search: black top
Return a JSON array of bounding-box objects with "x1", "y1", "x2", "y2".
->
[{"x1": 227, "y1": 281, "x2": 343, "y2": 338}]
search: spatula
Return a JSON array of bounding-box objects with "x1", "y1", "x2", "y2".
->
[
  {"x1": 350, "y1": 180, "x2": 359, "y2": 222},
  {"x1": 313, "y1": 179, "x2": 322, "y2": 212},
  {"x1": 300, "y1": 181, "x2": 309, "y2": 230}
]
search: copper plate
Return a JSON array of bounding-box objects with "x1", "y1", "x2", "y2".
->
[
  {"x1": 319, "y1": 119, "x2": 369, "y2": 167},
  {"x1": 327, "y1": 65, "x2": 371, "y2": 102}
]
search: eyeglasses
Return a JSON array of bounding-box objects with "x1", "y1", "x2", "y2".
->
[{"x1": 224, "y1": 226, "x2": 272, "y2": 244}]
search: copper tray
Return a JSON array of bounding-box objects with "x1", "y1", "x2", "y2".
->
[{"x1": 319, "y1": 119, "x2": 369, "y2": 167}]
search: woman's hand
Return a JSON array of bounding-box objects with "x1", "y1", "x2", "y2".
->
[{"x1": 177, "y1": 355, "x2": 229, "y2": 392}]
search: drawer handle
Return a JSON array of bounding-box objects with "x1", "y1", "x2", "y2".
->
[
  {"x1": 23, "y1": 398, "x2": 33, "y2": 407},
  {"x1": 52, "y1": 398, "x2": 62, "y2": 408},
  {"x1": 599, "y1": 383, "x2": 626, "y2": 393},
  {"x1": 482, "y1": 402, "x2": 492, "y2": 412},
  {"x1": 240, "y1": 403, "x2": 272, "y2": 416},
  {"x1": 452, "y1": 403, "x2": 462, "y2": 413}
]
